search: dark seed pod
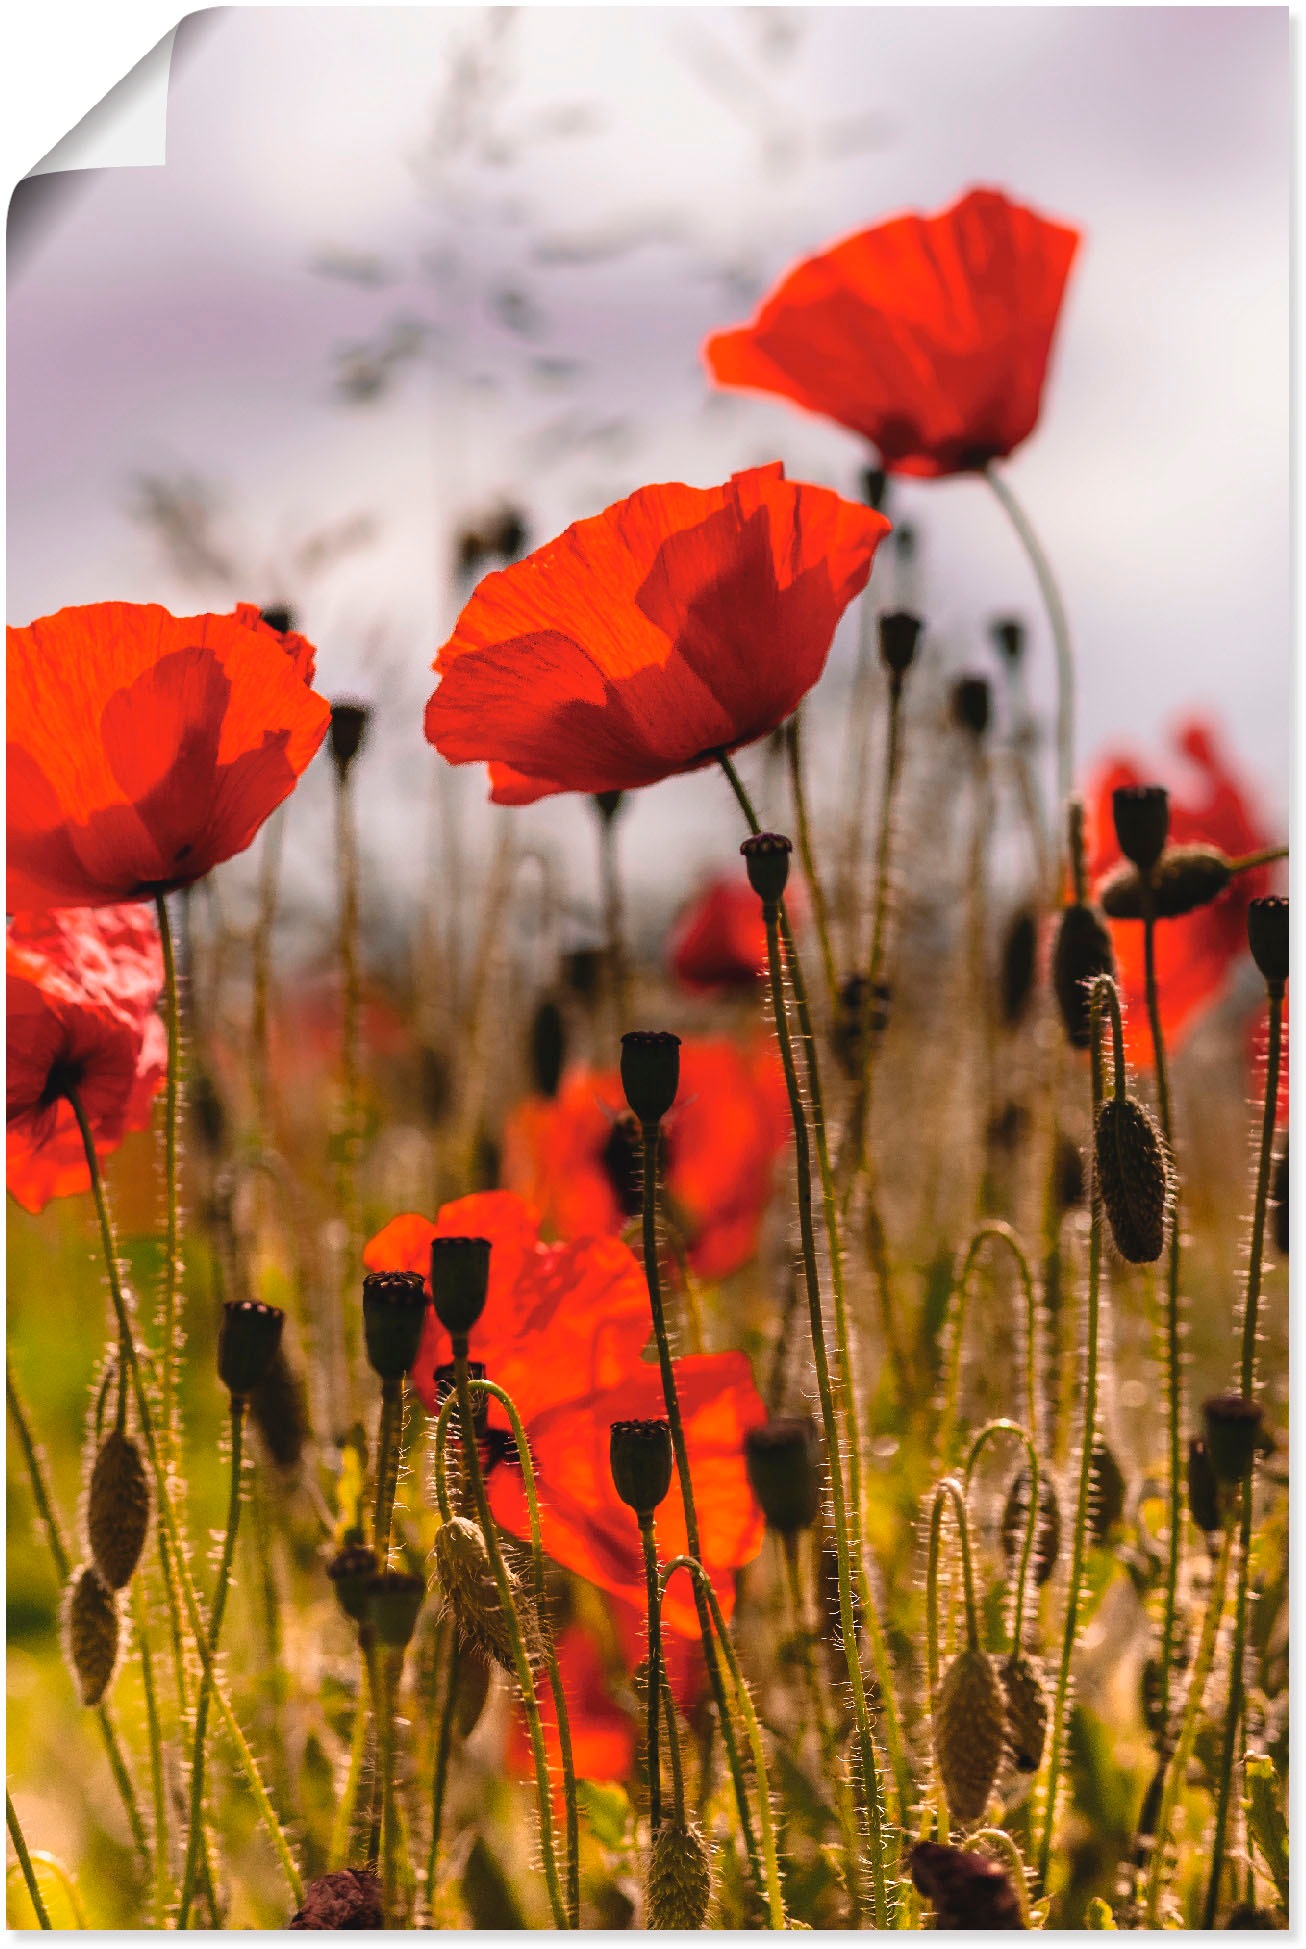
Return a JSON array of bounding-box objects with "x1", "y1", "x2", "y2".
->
[
  {"x1": 1000, "y1": 1470, "x2": 1061, "y2": 1586},
  {"x1": 433, "y1": 1515, "x2": 540, "y2": 1672},
  {"x1": 952, "y1": 675, "x2": 991, "y2": 738},
  {"x1": 1098, "y1": 844, "x2": 1233, "y2": 921},
  {"x1": 740, "y1": 833, "x2": 792, "y2": 910},
  {"x1": 66, "y1": 1565, "x2": 119, "y2": 1706},
  {"x1": 878, "y1": 610, "x2": 922, "y2": 680},
  {"x1": 362, "y1": 1270, "x2": 428, "y2": 1382},
  {"x1": 619, "y1": 1030, "x2": 682, "y2": 1127},
  {"x1": 910, "y1": 1841, "x2": 1025, "y2": 1930},
  {"x1": 327, "y1": 1543, "x2": 380, "y2": 1627},
  {"x1": 647, "y1": 1821, "x2": 713, "y2": 1929},
  {"x1": 290, "y1": 1868, "x2": 384, "y2": 1930},
  {"x1": 363, "y1": 1570, "x2": 425, "y2": 1650},
  {"x1": 87, "y1": 1429, "x2": 151, "y2": 1590},
  {"x1": 1187, "y1": 1437, "x2": 1221, "y2": 1535},
  {"x1": 1088, "y1": 1438, "x2": 1127, "y2": 1543},
  {"x1": 1095, "y1": 1096, "x2": 1170, "y2": 1264},
  {"x1": 609, "y1": 1419, "x2": 673, "y2": 1517},
  {"x1": 1247, "y1": 895, "x2": 1289, "y2": 989},
  {"x1": 218, "y1": 1299, "x2": 286, "y2": 1398},
  {"x1": 562, "y1": 946, "x2": 603, "y2": 1003},
  {"x1": 934, "y1": 1647, "x2": 1006, "y2": 1826},
  {"x1": 328, "y1": 700, "x2": 371, "y2": 780},
  {"x1": 249, "y1": 1345, "x2": 311, "y2": 1471},
  {"x1": 1000, "y1": 1651, "x2": 1049, "y2": 1775},
  {"x1": 1112, "y1": 784, "x2": 1169, "y2": 871},
  {"x1": 430, "y1": 1237, "x2": 492, "y2": 1339},
  {"x1": 529, "y1": 998, "x2": 566, "y2": 1099},
  {"x1": 1000, "y1": 908, "x2": 1038, "y2": 1026},
  {"x1": 744, "y1": 1418, "x2": 823, "y2": 1535},
  {"x1": 593, "y1": 789, "x2": 625, "y2": 825},
  {"x1": 1202, "y1": 1395, "x2": 1263, "y2": 1488},
  {"x1": 1272, "y1": 1139, "x2": 1288, "y2": 1257},
  {"x1": 1052, "y1": 903, "x2": 1116, "y2": 1049},
  {"x1": 990, "y1": 617, "x2": 1026, "y2": 665}
]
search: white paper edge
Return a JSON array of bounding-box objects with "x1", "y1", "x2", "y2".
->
[{"x1": 27, "y1": 24, "x2": 179, "y2": 177}]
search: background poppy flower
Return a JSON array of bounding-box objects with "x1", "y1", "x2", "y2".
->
[
  {"x1": 1085, "y1": 719, "x2": 1278, "y2": 1066},
  {"x1": 668, "y1": 875, "x2": 769, "y2": 996},
  {"x1": 424, "y1": 464, "x2": 889, "y2": 805},
  {"x1": 507, "y1": 1619, "x2": 637, "y2": 1789},
  {"x1": 704, "y1": 187, "x2": 1080, "y2": 478},
  {"x1": 503, "y1": 1039, "x2": 791, "y2": 1281},
  {"x1": 7, "y1": 601, "x2": 330, "y2": 910},
  {"x1": 7, "y1": 905, "x2": 166, "y2": 1213}
]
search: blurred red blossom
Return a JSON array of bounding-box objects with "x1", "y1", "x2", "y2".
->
[{"x1": 668, "y1": 875, "x2": 768, "y2": 995}]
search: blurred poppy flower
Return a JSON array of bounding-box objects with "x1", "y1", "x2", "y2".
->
[
  {"x1": 424, "y1": 464, "x2": 888, "y2": 804},
  {"x1": 503, "y1": 1039, "x2": 791, "y2": 1280},
  {"x1": 1085, "y1": 720, "x2": 1278, "y2": 1065},
  {"x1": 7, "y1": 905, "x2": 166, "y2": 1213},
  {"x1": 668, "y1": 876, "x2": 768, "y2": 995},
  {"x1": 8, "y1": 602, "x2": 330, "y2": 910},
  {"x1": 705, "y1": 187, "x2": 1080, "y2": 478},
  {"x1": 508, "y1": 1619, "x2": 637, "y2": 1787}
]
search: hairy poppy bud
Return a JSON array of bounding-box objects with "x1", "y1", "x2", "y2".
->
[
  {"x1": 430, "y1": 1236, "x2": 491, "y2": 1339},
  {"x1": 1187, "y1": 1437, "x2": 1221, "y2": 1535},
  {"x1": 740, "y1": 832, "x2": 792, "y2": 910},
  {"x1": 1099, "y1": 844, "x2": 1232, "y2": 921},
  {"x1": 1112, "y1": 784, "x2": 1169, "y2": 872},
  {"x1": 952, "y1": 675, "x2": 991, "y2": 738},
  {"x1": 1272, "y1": 1139, "x2": 1288, "y2": 1257},
  {"x1": 434, "y1": 1360, "x2": 489, "y2": 1437},
  {"x1": 1247, "y1": 895, "x2": 1289, "y2": 989},
  {"x1": 218, "y1": 1299, "x2": 285, "y2": 1399},
  {"x1": 529, "y1": 997, "x2": 566, "y2": 1098},
  {"x1": 910, "y1": 1841, "x2": 1024, "y2": 1930},
  {"x1": 250, "y1": 1346, "x2": 311, "y2": 1471},
  {"x1": 363, "y1": 1569, "x2": 425, "y2": 1650},
  {"x1": 1000, "y1": 1651, "x2": 1048, "y2": 1775},
  {"x1": 328, "y1": 699, "x2": 370, "y2": 780},
  {"x1": 620, "y1": 1030, "x2": 681, "y2": 1127},
  {"x1": 934, "y1": 1647, "x2": 1006, "y2": 1826},
  {"x1": 290, "y1": 1868, "x2": 384, "y2": 1931},
  {"x1": 66, "y1": 1565, "x2": 119, "y2": 1706},
  {"x1": 362, "y1": 1270, "x2": 428, "y2": 1382},
  {"x1": 647, "y1": 1821, "x2": 713, "y2": 1929},
  {"x1": 990, "y1": 618, "x2": 1025, "y2": 664},
  {"x1": 1000, "y1": 1470, "x2": 1061, "y2": 1585},
  {"x1": 609, "y1": 1419, "x2": 673, "y2": 1517},
  {"x1": 327, "y1": 1542, "x2": 380, "y2": 1626},
  {"x1": 1000, "y1": 908, "x2": 1038, "y2": 1026},
  {"x1": 1051, "y1": 904, "x2": 1116, "y2": 1049},
  {"x1": 87, "y1": 1429, "x2": 150, "y2": 1590},
  {"x1": 1088, "y1": 1438, "x2": 1127, "y2": 1543},
  {"x1": 433, "y1": 1515, "x2": 540, "y2": 1673},
  {"x1": 1202, "y1": 1394, "x2": 1263, "y2": 1488},
  {"x1": 1095, "y1": 1096, "x2": 1170, "y2": 1264},
  {"x1": 878, "y1": 610, "x2": 922, "y2": 680},
  {"x1": 744, "y1": 1418, "x2": 823, "y2": 1535}
]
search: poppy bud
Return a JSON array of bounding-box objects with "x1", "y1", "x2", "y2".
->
[
  {"x1": 1000, "y1": 1650, "x2": 1048, "y2": 1775},
  {"x1": 1000, "y1": 1470, "x2": 1061, "y2": 1586},
  {"x1": 259, "y1": 605, "x2": 295, "y2": 635},
  {"x1": 1272, "y1": 1139, "x2": 1288, "y2": 1258},
  {"x1": 740, "y1": 832, "x2": 792, "y2": 909},
  {"x1": 363, "y1": 1569, "x2": 426, "y2": 1650},
  {"x1": 529, "y1": 997, "x2": 566, "y2": 1098},
  {"x1": 1099, "y1": 845, "x2": 1232, "y2": 921},
  {"x1": 593, "y1": 790, "x2": 625, "y2": 824},
  {"x1": 933, "y1": 1647, "x2": 1006, "y2": 1826},
  {"x1": 910, "y1": 1841, "x2": 1024, "y2": 1931},
  {"x1": 878, "y1": 610, "x2": 922, "y2": 680},
  {"x1": 430, "y1": 1236, "x2": 491, "y2": 1339},
  {"x1": 218, "y1": 1299, "x2": 286, "y2": 1399},
  {"x1": 1095, "y1": 1096, "x2": 1170, "y2": 1264},
  {"x1": 1088, "y1": 1438, "x2": 1127, "y2": 1543},
  {"x1": 952, "y1": 675, "x2": 990, "y2": 738},
  {"x1": 327, "y1": 1541, "x2": 380, "y2": 1626},
  {"x1": 609, "y1": 1418, "x2": 673, "y2": 1517},
  {"x1": 250, "y1": 1345, "x2": 311, "y2": 1471},
  {"x1": 990, "y1": 617, "x2": 1025, "y2": 664},
  {"x1": 290, "y1": 1869, "x2": 384, "y2": 1932},
  {"x1": 1051, "y1": 903, "x2": 1116, "y2": 1049},
  {"x1": 1247, "y1": 895, "x2": 1289, "y2": 989},
  {"x1": 65, "y1": 1565, "x2": 119, "y2": 1706},
  {"x1": 362, "y1": 1270, "x2": 428, "y2": 1382},
  {"x1": 1202, "y1": 1394, "x2": 1263, "y2": 1488},
  {"x1": 434, "y1": 1514, "x2": 540, "y2": 1672},
  {"x1": 328, "y1": 700, "x2": 370, "y2": 780},
  {"x1": 434, "y1": 1360, "x2": 489, "y2": 1437},
  {"x1": 647, "y1": 1821, "x2": 713, "y2": 1929},
  {"x1": 744, "y1": 1417, "x2": 823, "y2": 1535},
  {"x1": 1111, "y1": 784, "x2": 1169, "y2": 872},
  {"x1": 620, "y1": 1030, "x2": 681, "y2": 1127},
  {"x1": 1187, "y1": 1437, "x2": 1221, "y2": 1535},
  {"x1": 1000, "y1": 908, "x2": 1038, "y2": 1026},
  {"x1": 87, "y1": 1429, "x2": 151, "y2": 1591}
]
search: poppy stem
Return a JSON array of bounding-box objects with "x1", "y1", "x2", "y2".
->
[
  {"x1": 328, "y1": 1647, "x2": 372, "y2": 1871},
  {"x1": 1037, "y1": 973, "x2": 1109, "y2": 1896},
  {"x1": 1229, "y1": 844, "x2": 1289, "y2": 875},
  {"x1": 962, "y1": 1420, "x2": 1040, "y2": 1655},
  {"x1": 640, "y1": 1515, "x2": 664, "y2": 1832},
  {"x1": 984, "y1": 464, "x2": 1075, "y2": 812},
  {"x1": 1203, "y1": 977, "x2": 1283, "y2": 1926},
  {"x1": 939, "y1": 1224, "x2": 1040, "y2": 1473},
  {"x1": 659, "y1": 1668, "x2": 687, "y2": 1828},
  {"x1": 7, "y1": 1792, "x2": 52, "y2": 1930},
  {"x1": 129, "y1": 1580, "x2": 171, "y2": 1928},
  {"x1": 595, "y1": 796, "x2": 631, "y2": 1034},
  {"x1": 425, "y1": 1630, "x2": 460, "y2": 1913},
  {"x1": 372, "y1": 1376, "x2": 405, "y2": 1565},
  {"x1": 846, "y1": 658, "x2": 907, "y2": 1197},
  {"x1": 784, "y1": 712, "x2": 840, "y2": 1021},
  {"x1": 783, "y1": 1536, "x2": 863, "y2": 1926},
  {"x1": 154, "y1": 893, "x2": 182, "y2": 1471}
]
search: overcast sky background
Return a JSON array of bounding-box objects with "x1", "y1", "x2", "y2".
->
[{"x1": 7, "y1": 6, "x2": 1289, "y2": 950}]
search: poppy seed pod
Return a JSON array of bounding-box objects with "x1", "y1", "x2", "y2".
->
[
  {"x1": 990, "y1": 617, "x2": 1025, "y2": 665},
  {"x1": 1052, "y1": 903, "x2": 1116, "y2": 1049},
  {"x1": 952, "y1": 675, "x2": 991, "y2": 738},
  {"x1": 910, "y1": 1841, "x2": 1025, "y2": 1931},
  {"x1": 933, "y1": 1647, "x2": 1007, "y2": 1826},
  {"x1": 744, "y1": 1418, "x2": 822, "y2": 1535},
  {"x1": 740, "y1": 832, "x2": 792, "y2": 909},
  {"x1": 87, "y1": 1429, "x2": 151, "y2": 1590},
  {"x1": 1202, "y1": 1394, "x2": 1264, "y2": 1488},
  {"x1": 529, "y1": 997, "x2": 566, "y2": 1099},
  {"x1": 290, "y1": 1869, "x2": 384, "y2": 1932},
  {"x1": 1000, "y1": 1469, "x2": 1061, "y2": 1586},
  {"x1": 1098, "y1": 845, "x2": 1232, "y2": 921},
  {"x1": 620, "y1": 1030, "x2": 682, "y2": 1127},
  {"x1": 1000, "y1": 908, "x2": 1038, "y2": 1026},
  {"x1": 218, "y1": 1299, "x2": 286, "y2": 1399},
  {"x1": 362, "y1": 1269, "x2": 428, "y2": 1382},
  {"x1": 328, "y1": 699, "x2": 370, "y2": 780},
  {"x1": 1112, "y1": 783, "x2": 1169, "y2": 872},
  {"x1": 1247, "y1": 895, "x2": 1289, "y2": 990},
  {"x1": 1095, "y1": 1095, "x2": 1170, "y2": 1264},
  {"x1": 878, "y1": 610, "x2": 922, "y2": 680},
  {"x1": 259, "y1": 605, "x2": 295, "y2": 636},
  {"x1": 363, "y1": 1569, "x2": 426, "y2": 1650},
  {"x1": 1000, "y1": 1650, "x2": 1049, "y2": 1775},
  {"x1": 1187, "y1": 1437, "x2": 1221, "y2": 1535},
  {"x1": 647, "y1": 1821, "x2": 713, "y2": 1930},
  {"x1": 593, "y1": 789, "x2": 625, "y2": 824},
  {"x1": 66, "y1": 1565, "x2": 119, "y2": 1706},
  {"x1": 609, "y1": 1418, "x2": 674, "y2": 1517},
  {"x1": 430, "y1": 1236, "x2": 492, "y2": 1339},
  {"x1": 327, "y1": 1542, "x2": 380, "y2": 1626}
]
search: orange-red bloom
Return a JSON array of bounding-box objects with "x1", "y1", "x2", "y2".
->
[
  {"x1": 230, "y1": 602, "x2": 319, "y2": 685},
  {"x1": 7, "y1": 905, "x2": 166, "y2": 1213},
  {"x1": 8, "y1": 602, "x2": 330, "y2": 909},
  {"x1": 1085, "y1": 720, "x2": 1278, "y2": 1066},
  {"x1": 503, "y1": 1039, "x2": 791, "y2": 1281},
  {"x1": 705, "y1": 188, "x2": 1080, "y2": 478},
  {"x1": 424, "y1": 464, "x2": 889, "y2": 804},
  {"x1": 668, "y1": 875, "x2": 768, "y2": 995}
]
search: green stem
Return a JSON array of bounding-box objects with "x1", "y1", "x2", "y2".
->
[
  {"x1": 154, "y1": 893, "x2": 182, "y2": 1470},
  {"x1": 376, "y1": 1646, "x2": 402, "y2": 1923},
  {"x1": 659, "y1": 1669, "x2": 687, "y2": 1827},
  {"x1": 425, "y1": 1632, "x2": 460, "y2": 1912},
  {"x1": 963, "y1": 1420, "x2": 1040, "y2": 1654},
  {"x1": 784, "y1": 1538, "x2": 862, "y2": 1925},
  {"x1": 641, "y1": 1517, "x2": 663, "y2": 1831},
  {"x1": 940, "y1": 1223, "x2": 1040, "y2": 1469},
  {"x1": 373, "y1": 1377, "x2": 405, "y2": 1564},
  {"x1": 596, "y1": 799, "x2": 630, "y2": 1035},
  {"x1": 785, "y1": 712, "x2": 840, "y2": 1022},
  {"x1": 329, "y1": 1648, "x2": 371, "y2": 1871},
  {"x1": 985, "y1": 464, "x2": 1075, "y2": 811},
  {"x1": 130, "y1": 1582, "x2": 170, "y2": 1927},
  {"x1": 7, "y1": 1793, "x2": 52, "y2": 1930},
  {"x1": 849, "y1": 667, "x2": 907, "y2": 1189}
]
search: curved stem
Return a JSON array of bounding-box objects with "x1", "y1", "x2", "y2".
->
[
  {"x1": 154, "y1": 893, "x2": 182, "y2": 1468},
  {"x1": 12, "y1": 1852, "x2": 87, "y2": 1930},
  {"x1": 985, "y1": 464, "x2": 1075, "y2": 811},
  {"x1": 963, "y1": 1419, "x2": 1041, "y2": 1654},
  {"x1": 925, "y1": 1477, "x2": 981, "y2": 1846},
  {"x1": 7, "y1": 1793, "x2": 52, "y2": 1930},
  {"x1": 785, "y1": 712, "x2": 839, "y2": 1021},
  {"x1": 940, "y1": 1222, "x2": 1040, "y2": 1469}
]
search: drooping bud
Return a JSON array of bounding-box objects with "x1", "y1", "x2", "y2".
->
[
  {"x1": 327, "y1": 1542, "x2": 380, "y2": 1626},
  {"x1": 1111, "y1": 784, "x2": 1169, "y2": 872},
  {"x1": 647, "y1": 1821, "x2": 713, "y2": 1929},
  {"x1": 910, "y1": 1841, "x2": 1025, "y2": 1930},
  {"x1": 878, "y1": 611, "x2": 922, "y2": 681},
  {"x1": 218, "y1": 1299, "x2": 286, "y2": 1399},
  {"x1": 1051, "y1": 904, "x2": 1116, "y2": 1049},
  {"x1": 620, "y1": 1031, "x2": 681, "y2": 1127},
  {"x1": 529, "y1": 998, "x2": 566, "y2": 1098},
  {"x1": 1099, "y1": 844, "x2": 1232, "y2": 920},
  {"x1": 744, "y1": 1418, "x2": 823, "y2": 1535},
  {"x1": 1000, "y1": 1651, "x2": 1049, "y2": 1775},
  {"x1": 1272, "y1": 1139, "x2": 1288, "y2": 1257},
  {"x1": 1187, "y1": 1437, "x2": 1221, "y2": 1535},
  {"x1": 1095, "y1": 1096, "x2": 1170, "y2": 1264},
  {"x1": 328, "y1": 699, "x2": 370, "y2": 781},
  {"x1": 65, "y1": 1565, "x2": 119, "y2": 1706},
  {"x1": 1247, "y1": 895, "x2": 1289, "y2": 989},
  {"x1": 609, "y1": 1419, "x2": 673, "y2": 1518},
  {"x1": 990, "y1": 618, "x2": 1025, "y2": 665},
  {"x1": 1000, "y1": 1470, "x2": 1061, "y2": 1586},
  {"x1": 1202, "y1": 1394, "x2": 1263, "y2": 1488},
  {"x1": 1088, "y1": 1439, "x2": 1128, "y2": 1543},
  {"x1": 363, "y1": 1569, "x2": 426, "y2": 1650},
  {"x1": 362, "y1": 1270, "x2": 428, "y2": 1382},
  {"x1": 740, "y1": 832, "x2": 792, "y2": 910},
  {"x1": 1000, "y1": 908, "x2": 1038, "y2": 1026},
  {"x1": 433, "y1": 1514, "x2": 540, "y2": 1672},
  {"x1": 87, "y1": 1429, "x2": 151, "y2": 1590},
  {"x1": 952, "y1": 676, "x2": 991, "y2": 738},
  {"x1": 289, "y1": 1868, "x2": 384, "y2": 1931},
  {"x1": 430, "y1": 1237, "x2": 491, "y2": 1339},
  {"x1": 933, "y1": 1647, "x2": 1006, "y2": 1826}
]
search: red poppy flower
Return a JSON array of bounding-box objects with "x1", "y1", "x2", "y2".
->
[
  {"x1": 7, "y1": 905, "x2": 166, "y2": 1213},
  {"x1": 230, "y1": 602, "x2": 318, "y2": 685},
  {"x1": 1085, "y1": 720, "x2": 1278, "y2": 1066},
  {"x1": 704, "y1": 187, "x2": 1080, "y2": 478},
  {"x1": 503, "y1": 1039, "x2": 791, "y2": 1281},
  {"x1": 508, "y1": 1619, "x2": 637, "y2": 1787},
  {"x1": 424, "y1": 464, "x2": 889, "y2": 805},
  {"x1": 668, "y1": 875, "x2": 769, "y2": 996},
  {"x1": 8, "y1": 602, "x2": 330, "y2": 910}
]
